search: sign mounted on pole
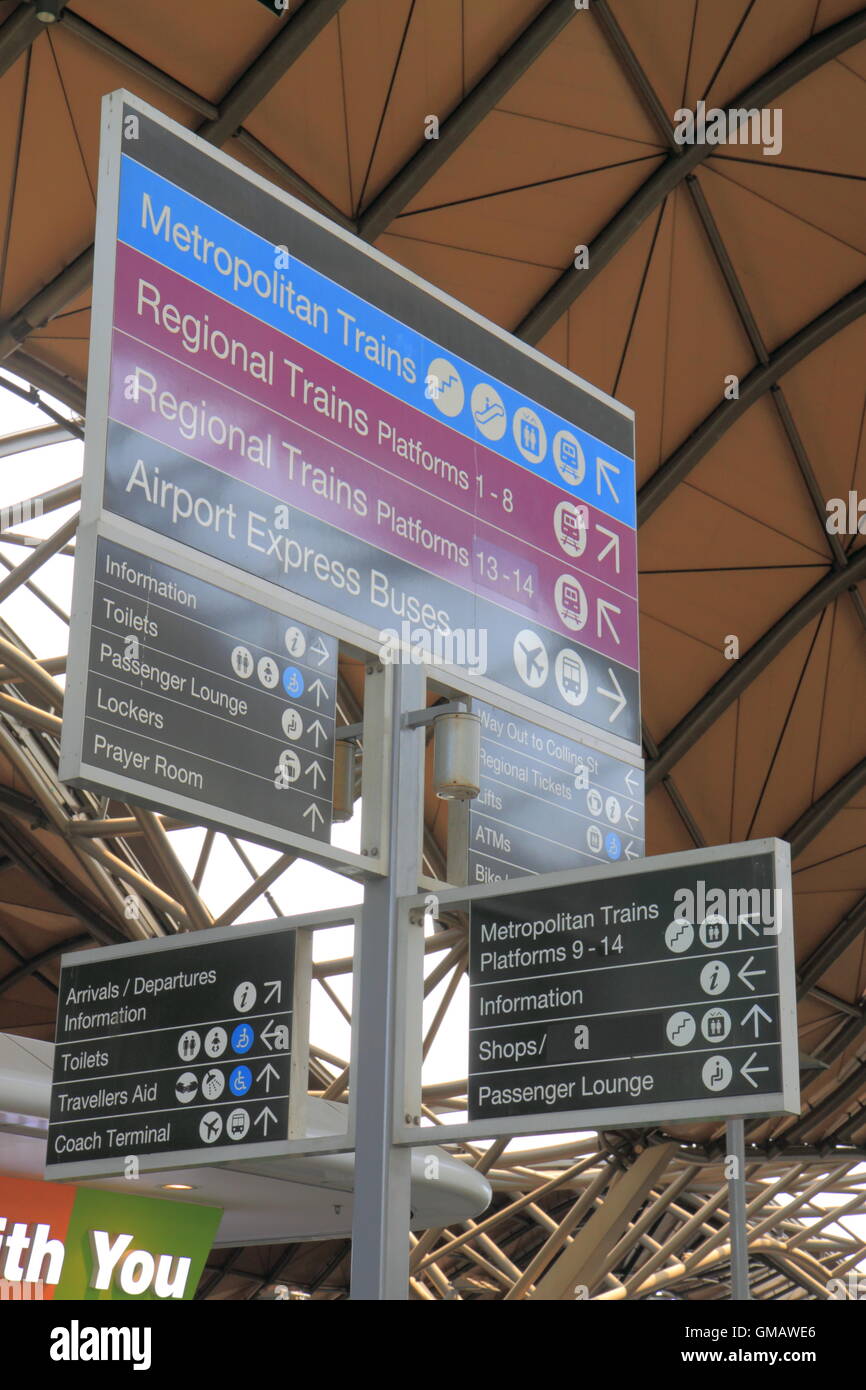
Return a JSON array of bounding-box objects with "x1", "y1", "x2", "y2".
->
[
  {"x1": 64, "y1": 91, "x2": 639, "y2": 767},
  {"x1": 401, "y1": 839, "x2": 799, "y2": 1143},
  {"x1": 45, "y1": 919, "x2": 309, "y2": 1179},
  {"x1": 467, "y1": 700, "x2": 644, "y2": 885}
]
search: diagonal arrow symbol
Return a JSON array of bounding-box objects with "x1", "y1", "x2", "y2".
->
[
  {"x1": 264, "y1": 981, "x2": 282, "y2": 1005},
  {"x1": 736, "y1": 912, "x2": 761, "y2": 940},
  {"x1": 595, "y1": 524, "x2": 620, "y2": 572},
  {"x1": 596, "y1": 598, "x2": 621, "y2": 644},
  {"x1": 596, "y1": 456, "x2": 620, "y2": 504},
  {"x1": 597, "y1": 668, "x2": 626, "y2": 723}
]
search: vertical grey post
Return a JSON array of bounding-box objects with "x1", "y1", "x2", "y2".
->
[
  {"x1": 350, "y1": 660, "x2": 425, "y2": 1300},
  {"x1": 727, "y1": 1117, "x2": 750, "y2": 1300}
]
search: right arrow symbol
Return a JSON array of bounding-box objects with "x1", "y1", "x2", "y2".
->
[
  {"x1": 742, "y1": 1003, "x2": 772, "y2": 1037},
  {"x1": 740, "y1": 1052, "x2": 770, "y2": 1088},
  {"x1": 597, "y1": 669, "x2": 626, "y2": 723}
]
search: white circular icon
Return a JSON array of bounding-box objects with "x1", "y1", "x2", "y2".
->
[
  {"x1": 284, "y1": 626, "x2": 306, "y2": 658},
  {"x1": 701, "y1": 1008, "x2": 731, "y2": 1043},
  {"x1": 200, "y1": 1111, "x2": 223, "y2": 1143},
  {"x1": 204, "y1": 1026, "x2": 227, "y2": 1058},
  {"x1": 513, "y1": 629, "x2": 548, "y2": 688},
  {"x1": 700, "y1": 960, "x2": 730, "y2": 996},
  {"x1": 177, "y1": 1030, "x2": 201, "y2": 1062},
  {"x1": 258, "y1": 656, "x2": 279, "y2": 689},
  {"x1": 555, "y1": 648, "x2": 588, "y2": 706},
  {"x1": 470, "y1": 383, "x2": 507, "y2": 441},
  {"x1": 281, "y1": 707, "x2": 304, "y2": 740},
  {"x1": 605, "y1": 795, "x2": 622, "y2": 824},
  {"x1": 555, "y1": 574, "x2": 588, "y2": 632},
  {"x1": 587, "y1": 788, "x2": 603, "y2": 817},
  {"x1": 665, "y1": 920, "x2": 694, "y2": 953},
  {"x1": 513, "y1": 406, "x2": 546, "y2": 464},
  {"x1": 702, "y1": 1055, "x2": 733, "y2": 1092},
  {"x1": 553, "y1": 429, "x2": 586, "y2": 486},
  {"x1": 666, "y1": 1011, "x2": 696, "y2": 1047},
  {"x1": 586, "y1": 824, "x2": 603, "y2": 854},
  {"x1": 554, "y1": 500, "x2": 588, "y2": 557},
  {"x1": 426, "y1": 357, "x2": 464, "y2": 417},
  {"x1": 227, "y1": 1108, "x2": 251, "y2": 1142},
  {"x1": 201, "y1": 1067, "x2": 225, "y2": 1101},
  {"x1": 175, "y1": 1071, "x2": 198, "y2": 1104},
  {"x1": 231, "y1": 645, "x2": 254, "y2": 680},
  {"x1": 277, "y1": 748, "x2": 301, "y2": 784},
  {"x1": 233, "y1": 981, "x2": 257, "y2": 1013},
  {"x1": 699, "y1": 914, "x2": 729, "y2": 949}
]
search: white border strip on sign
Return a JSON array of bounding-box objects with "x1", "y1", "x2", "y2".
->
[{"x1": 395, "y1": 839, "x2": 799, "y2": 1144}]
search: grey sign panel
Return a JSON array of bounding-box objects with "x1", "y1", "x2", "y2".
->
[
  {"x1": 46, "y1": 920, "x2": 303, "y2": 1178},
  {"x1": 70, "y1": 90, "x2": 640, "y2": 752},
  {"x1": 467, "y1": 840, "x2": 798, "y2": 1129},
  {"x1": 61, "y1": 534, "x2": 336, "y2": 849},
  {"x1": 469, "y1": 700, "x2": 644, "y2": 885}
]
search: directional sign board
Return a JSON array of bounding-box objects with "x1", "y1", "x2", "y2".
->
[
  {"x1": 464, "y1": 840, "x2": 798, "y2": 1135},
  {"x1": 67, "y1": 90, "x2": 639, "y2": 754},
  {"x1": 469, "y1": 701, "x2": 644, "y2": 885},
  {"x1": 61, "y1": 534, "x2": 336, "y2": 848},
  {"x1": 45, "y1": 920, "x2": 309, "y2": 1179}
]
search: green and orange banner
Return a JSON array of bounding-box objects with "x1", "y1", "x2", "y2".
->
[{"x1": 0, "y1": 1174, "x2": 220, "y2": 1300}]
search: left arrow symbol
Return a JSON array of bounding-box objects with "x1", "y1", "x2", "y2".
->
[
  {"x1": 738, "y1": 956, "x2": 766, "y2": 992},
  {"x1": 740, "y1": 1052, "x2": 770, "y2": 1089}
]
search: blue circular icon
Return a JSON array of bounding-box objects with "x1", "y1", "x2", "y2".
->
[
  {"x1": 605, "y1": 832, "x2": 622, "y2": 860},
  {"x1": 229, "y1": 1065, "x2": 252, "y2": 1097},
  {"x1": 282, "y1": 666, "x2": 305, "y2": 698},
  {"x1": 231, "y1": 1023, "x2": 254, "y2": 1054}
]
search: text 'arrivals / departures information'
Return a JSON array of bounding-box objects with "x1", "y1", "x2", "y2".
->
[
  {"x1": 68, "y1": 536, "x2": 337, "y2": 847},
  {"x1": 468, "y1": 845, "x2": 798, "y2": 1128},
  {"x1": 46, "y1": 925, "x2": 297, "y2": 1177}
]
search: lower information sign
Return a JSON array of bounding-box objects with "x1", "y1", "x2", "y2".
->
[
  {"x1": 46, "y1": 920, "x2": 308, "y2": 1179},
  {"x1": 467, "y1": 840, "x2": 799, "y2": 1130}
]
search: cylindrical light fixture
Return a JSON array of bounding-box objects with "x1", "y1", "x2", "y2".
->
[
  {"x1": 432, "y1": 711, "x2": 481, "y2": 800},
  {"x1": 332, "y1": 737, "x2": 357, "y2": 822}
]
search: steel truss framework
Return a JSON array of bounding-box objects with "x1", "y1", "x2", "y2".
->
[{"x1": 0, "y1": 0, "x2": 864, "y2": 1298}]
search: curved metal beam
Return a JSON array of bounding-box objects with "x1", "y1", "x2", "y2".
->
[
  {"x1": 638, "y1": 280, "x2": 866, "y2": 524},
  {"x1": 516, "y1": 6, "x2": 866, "y2": 344},
  {"x1": 358, "y1": 0, "x2": 577, "y2": 242},
  {"x1": 0, "y1": 933, "x2": 90, "y2": 998},
  {"x1": 646, "y1": 547, "x2": 866, "y2": 789},
  {"x1": 784, "y1": 754, "x2": 866, "y2": 860}
]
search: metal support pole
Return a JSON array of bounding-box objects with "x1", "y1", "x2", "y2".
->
[
  {"x1": 350, "y1": 661, "x2": 426, "y2": 1299},
  {"x1": 727, "y1": 1117, "x2": 750, "y2": 1300}
]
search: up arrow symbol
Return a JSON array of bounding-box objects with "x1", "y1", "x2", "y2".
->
[
  {"x1": 308, "y1": 718, "x2": 328, "y2": 748},
  {"x1": 254, "y1": 1106, "x2": 278, "y2": 1134},
  {"x1": 309, "y1": 678, "x2": 328, "y2": 707},
  {"x1": 742, "y1": 1003, "x2": 772, "y2": 1037},
  {"x1": 306, "y1": 759, "x2": 326, "y2": 788},
  {"x1": 256, "y1": 1062, "x2": 280, "y2": 1092},
  {"x1": 303, "y1": 802, "x2": 325, "y2": 832}
]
